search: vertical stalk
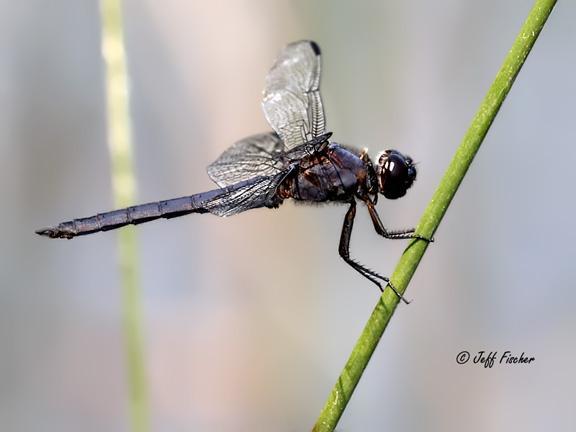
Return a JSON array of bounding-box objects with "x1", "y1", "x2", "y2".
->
[
  {"x1": 312, "y1": 0, "x2": 557, "y2": 430},
  {"x1": 100, "y1": 1, "x2": 149, "y2": 431}
]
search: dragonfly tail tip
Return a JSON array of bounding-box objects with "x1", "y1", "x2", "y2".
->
[{"x1": 35, "y1": 227, "x2": 62, "y2": 239}]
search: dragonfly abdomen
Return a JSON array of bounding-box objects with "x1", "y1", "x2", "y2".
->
[
  {"x1": 35, "y1": 177, "x2": 280, "y2": 239},
  {"x1": 35, "y1": 190, "x2": 224, "y2": 239}
]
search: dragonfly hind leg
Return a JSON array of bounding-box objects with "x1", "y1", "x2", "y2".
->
[{"x1": 338, "y1": 201, "x2": 410, "y2": 304}]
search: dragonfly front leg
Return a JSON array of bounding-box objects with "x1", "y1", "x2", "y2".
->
[
  {"x1": 338, "y1": 201, "x2": 410, "y2": 304},
  {"x1": 365, "y1": 200, "x2": 431, "y2": 242}
]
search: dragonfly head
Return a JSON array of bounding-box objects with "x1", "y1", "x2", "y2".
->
[{"x1": 375, "y1": 150, "x2": 416, "y2": 199}]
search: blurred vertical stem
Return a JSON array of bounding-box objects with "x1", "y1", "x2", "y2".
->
[
  {"x1": 100, "y1": 1, "x2": 149, "y2": 431},
  {"x1": 312, "y1": 0, "x2": 556, "y2": 430}
]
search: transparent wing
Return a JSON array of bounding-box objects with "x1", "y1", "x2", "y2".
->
[
  {"x1": 207, "y1": 132, "x2": 288, "y2": 188},
  {"x1": 202, "y1": 175, "x2": 285, "y2": 217},
  {"x1": 262, "y1": 40, "x2": 326, "y2": 150}
]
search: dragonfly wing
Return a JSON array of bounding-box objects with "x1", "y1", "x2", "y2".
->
[
  {"x1": 262, "y1": 40, "x2": 326, "y2": 150},
  {"x1": 207, "y1": 132, "x2": 288, "y2": 188},
  {"x1": 202, "y1": 175, "x2": 286, "y2": 217}
]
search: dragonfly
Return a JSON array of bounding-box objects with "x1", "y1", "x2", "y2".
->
[{"x1": 37, "y1": 40, "x2": 429, "y2": 302}]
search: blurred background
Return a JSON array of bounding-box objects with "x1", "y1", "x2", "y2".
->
[{"x1": 2, "y1": 0, "x2": 575, "y2": 431}]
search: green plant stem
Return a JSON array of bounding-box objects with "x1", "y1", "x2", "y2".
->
[
  {"x1": 312, "y1": 0, "x2": 557, "y2": 430},
  {"x1": 100, "y1": 1, "x2": 149, "y2": 431}
]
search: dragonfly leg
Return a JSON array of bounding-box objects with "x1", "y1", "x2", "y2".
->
[
  {"x1": 338, "y1": 201, "x2": 410, "y2": 304},
  {"x1": 365, "y1": 200, "x2": 433, "y2": 242}
]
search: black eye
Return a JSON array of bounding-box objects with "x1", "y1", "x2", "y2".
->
[
  {"x1": 384, "y1": 154, "x2": 407, "y2": 177},
  {"x1": 378, "y1": 150, "x2": 416, "y2": 199}
]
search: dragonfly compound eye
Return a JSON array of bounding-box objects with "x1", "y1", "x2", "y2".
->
[{"x1": 376, "y1": 150, "x2": 417, "y2": 199}]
